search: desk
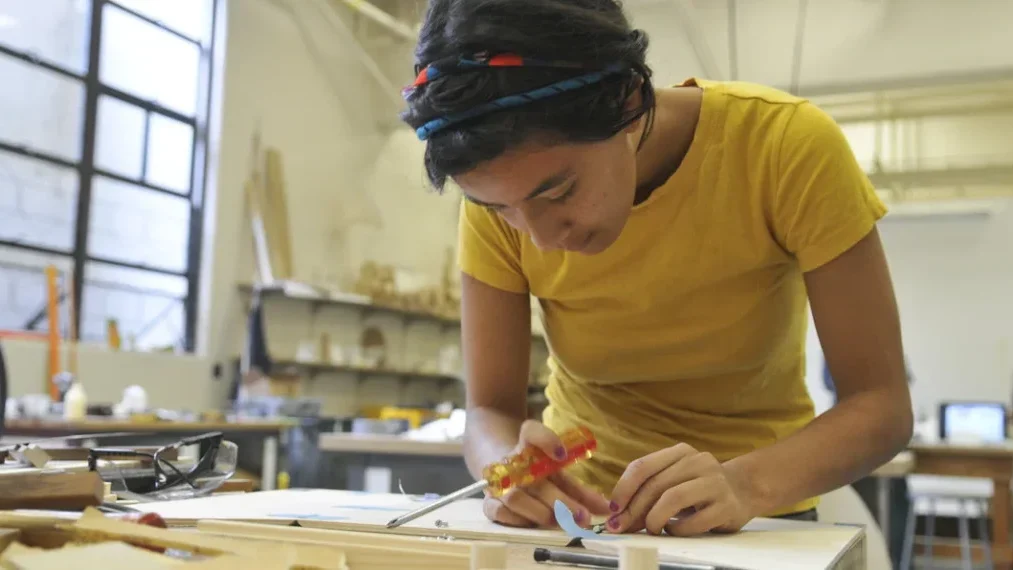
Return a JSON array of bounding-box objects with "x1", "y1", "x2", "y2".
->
[
  {"x1": 909, "y1": 441, "x2": 1013, "y2": 569},
  {"x1": 3, "y1": 418, "x2": 294, "y2": 491}
]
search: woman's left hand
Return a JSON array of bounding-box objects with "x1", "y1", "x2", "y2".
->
[{"x1": 605, "y1": 443, "x2": 759, "y2": 536}]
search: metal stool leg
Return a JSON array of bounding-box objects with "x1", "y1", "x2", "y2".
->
[
  {"x1": 901, "y1": 496, "x2": 918, "y2": 570},
  {"x1": 925, "y1": 498, "x2": 937, "y2": 570},
  {"x1": 977, "y1": 498, "x2": 993, "y2": 570},
  {"x1": 958, "y1": 499, "x2": 973, "y2": 570}
]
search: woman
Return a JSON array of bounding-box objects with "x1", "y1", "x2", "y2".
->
[{"x1": 401, "y1": 0, "x2": 914, "y2": 536}]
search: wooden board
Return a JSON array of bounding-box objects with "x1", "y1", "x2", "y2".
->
[
  {"x1": 0, "y1": 472, "x2": 104, "y2": 510},
  {"x1": 130, "y1": 489, "x2": 864, "y2": 569}
]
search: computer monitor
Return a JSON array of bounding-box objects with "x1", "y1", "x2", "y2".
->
[{"x1": 939, "y1": 401, "x2": 1008, "y2": 443}]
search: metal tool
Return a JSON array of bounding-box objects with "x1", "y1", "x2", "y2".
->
[
  {"x1": 385, "y1": 425, "x2": 598, "y2": 528},
  {"x1": 533, "y1": 547, "x2": 726, "y2": 570}
]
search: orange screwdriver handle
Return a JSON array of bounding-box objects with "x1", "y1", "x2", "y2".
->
[{"x1": 482, "y1": 426, "x2": 597, "y2": 497}]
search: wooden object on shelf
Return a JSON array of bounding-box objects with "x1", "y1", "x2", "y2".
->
[
  {"x1": 244, "y1": 132, "x2": 293, "y2": 284},
  {"x1": 0, "y1": 472, "x2": 104, "y2": 510}
]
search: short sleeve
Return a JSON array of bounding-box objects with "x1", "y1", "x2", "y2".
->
[
  {"x1": 773, "y1": 101, "x2": 888, "y2": 272},
  {"x1": 457, "y1": 199, "x2": 529, "y2": 293}
]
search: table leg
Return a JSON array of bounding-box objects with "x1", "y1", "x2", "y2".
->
[
  {"x1": 991, "y1": 478, "x2": 1012, "y2": 570},
  {"x1": 877, "y1": 477, "x2": 891, "y2": 538},
  {"x1": 261, "y1": 436, "x2": 278, "y2": 491}
]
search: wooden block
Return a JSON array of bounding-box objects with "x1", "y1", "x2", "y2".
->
[
  {"x1": 0, "y1": 472, "x2": 104, "y2": 510},
  {"x1": 619, "y1": 545, "x2": 658, "y2": 570},
  {"x1": 470, "y1": 542, "x2": 507, "y2": 570},
  {"x1": 215, "y1": 479, "x2": 254, "y2": 493},
  {"x1": 0, "y1": 529, "x2": 21, "y2": 555}
]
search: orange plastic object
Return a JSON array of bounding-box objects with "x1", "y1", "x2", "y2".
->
[{"x1": 482, "y1": 426, "x2": 597, "y2": 497}]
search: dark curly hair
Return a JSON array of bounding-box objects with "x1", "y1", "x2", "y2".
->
[{"x1": 400, "y1": 0, "x2": 656, "y2": 191}]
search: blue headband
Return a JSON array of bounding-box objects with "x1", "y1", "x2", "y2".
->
[{"x1": 414, "y1": 63, "x2": 627, "y2": 141}]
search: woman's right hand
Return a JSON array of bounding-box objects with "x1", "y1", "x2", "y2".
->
[{"x1": 482, "y1": 420, "x2": 611, "y2": 529}]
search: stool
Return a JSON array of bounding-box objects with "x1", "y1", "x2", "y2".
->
[{"x1": 900, "y1": 476, "x2": 993, "y2": 570}]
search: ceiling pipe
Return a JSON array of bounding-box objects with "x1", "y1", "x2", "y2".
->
[
  {"x1": 669, "y1": 0, "x2": 724, "y2": 80},
  {"x1": 332, "y1": 0, "x2": 417, "y2": 41}
]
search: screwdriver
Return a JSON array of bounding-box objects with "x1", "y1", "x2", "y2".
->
[{"x1": 385, "y1": 425, "x2": 598, "y2": 528}]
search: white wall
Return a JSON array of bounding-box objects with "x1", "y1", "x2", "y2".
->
[
  {"x1": 200, "y1": 0, "x2": 491, "y2": 416},
  {"x1": 804, "y1": 110, "x2": 1013, "y2": 416}
]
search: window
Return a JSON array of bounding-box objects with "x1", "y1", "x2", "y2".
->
[{"x1": 0, "y1": 0, "x2": 218, "y2": 352}]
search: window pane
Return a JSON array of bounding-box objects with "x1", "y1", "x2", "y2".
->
[
  {"x1": 100, "y1": 4, "x2": 201, "y2": 117},
  {"x1": 113, "y1": 0, "x2": 210, "y2": 42},
  {"x1": 95, "y1": 95, "x2": 146, "y2": 180},
  {"x1": 82, "y1": 261, "x2": 186, "y2": 350},
  {"x1": 0, "y1": 0, "x2": 91, "y2": 73},
  {"x1": 0, "y1": 150, "x2": 78, "y2": 251},
  {"x1": 0, "y1": 247, "x2": 73, "y2": 333},
  {"x1": 87, "y1": 176, "x2": 190, "y2": 273},
  {"x1": 0, "y1": 56, "x2": 84, "y2": 161},
  {"x1": 146, "y1": 114, "x2": 193, "y2": 194}
]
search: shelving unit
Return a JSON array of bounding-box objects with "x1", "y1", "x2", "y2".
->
[
  {"x1": 238, "y1": 282, "x2": 546, "y2": 341},
  {"x1": 235, "y1": 282, "x2": 549, "y2": 409},
  {"x1": 271, "y1": 359, "x2": 459, "y2": 383}
]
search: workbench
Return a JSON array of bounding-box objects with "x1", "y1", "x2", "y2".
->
[
  {"x1": 3, "y1": 418, "x2": 295, "y2": 490},
  {"x1": 126, "y1": 488, "x2": 867, "y2": 569},
  {"x1": 318, "y1": 433, "x2": 471, "y2": 494}
]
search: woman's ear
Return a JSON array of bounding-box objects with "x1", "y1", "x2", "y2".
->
[{"x1": 621, "y1": 77, "x2": 646, "y2": 134}]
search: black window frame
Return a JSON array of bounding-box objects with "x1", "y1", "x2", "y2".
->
[{"x1": 0, "y1": 0, "x2": 219, "y2": 352}]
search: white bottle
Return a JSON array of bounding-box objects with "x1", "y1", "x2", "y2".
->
[{"x1": 63, "y1": 382, "x2": 88, "y2": 420}]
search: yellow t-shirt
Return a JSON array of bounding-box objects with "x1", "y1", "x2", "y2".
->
[{"x1": 457, "y1": 78, "x2": 887, "y2": 516}]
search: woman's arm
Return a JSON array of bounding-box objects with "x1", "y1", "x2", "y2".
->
[
  {"x1": 461, "y1": 272, "x2": 612, "y2": 527},
  {"x1": 724, "y1": 227, "x2": 913, "y2": 514},
  {"x1": 459, "y1": 272, "x2": 533, "y2": 475}
]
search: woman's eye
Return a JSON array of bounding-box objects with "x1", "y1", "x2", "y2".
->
[{"x1": 549, "y1": 185, "x2": 576, "y2": 203}]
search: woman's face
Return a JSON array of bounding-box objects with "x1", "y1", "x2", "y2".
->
[{"x1": 454, "y1": 131, "x2": 639, "y2": 255}]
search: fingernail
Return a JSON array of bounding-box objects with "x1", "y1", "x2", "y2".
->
[
  {"x1": 574, "y1": 510, "x2": 585, "y2": 523},
  {"x1": 609, "y1": 500, "x2": 620, "y2": 513},
  {"x1": 607, "y1": 516, "x2": 620, "y2": 530},
  {"x1": 554, "y1": 446, "x2": 566, "y2": 459}
]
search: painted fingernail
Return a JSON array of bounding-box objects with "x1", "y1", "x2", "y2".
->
[
  {"x1": 609, "y1": 500, "x2": 620, "y2": 512},
  {"x1": 554, "y1": 446, "x2": 566, "y2": 459},
  {"x1": 607, "y1": 516, "x2": 620, "y2": 530},
  {"x1": 574, "y1": 510, "x2": 585, "y2": 523}
]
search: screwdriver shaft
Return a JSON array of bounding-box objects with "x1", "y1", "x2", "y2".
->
[{"x1": 386, "y1": 479, "x2": 489, "y2": 528}]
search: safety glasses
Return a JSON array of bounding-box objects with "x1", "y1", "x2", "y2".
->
[{"x1": 87, "y1": 431, "x2": 238, "y2": 499}]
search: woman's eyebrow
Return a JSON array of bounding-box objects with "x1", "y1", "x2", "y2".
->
[{"x1": 462, "y1": 169, "x2": 575, "y2": 209}]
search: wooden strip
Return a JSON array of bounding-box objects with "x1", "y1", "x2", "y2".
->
[
  {"x1": 70, "y1": 508, "x2": 262, "y2": 557},
  {"x1": 196, "y1": 519, "x2": 469, "y2": 569},
  {"x1": 298, "y1": 518, "x2": 573, "y2": 547},
  {"x1": 43, "y1": 265, "x2": 60, "y2": 401},
  {"x1": 0, "y1": 472, "x2": 104, "y2": 510},
  {"x1": 197, "y1": 519, "x2": 470, "y2": 555},
  {"x1": 263, "y1": 148, "x2": 293, "y2": 280}
]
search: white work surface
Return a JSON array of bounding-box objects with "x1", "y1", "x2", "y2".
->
[{"x1": 132, "y1": 489, "x2": 866, "y2": 570}]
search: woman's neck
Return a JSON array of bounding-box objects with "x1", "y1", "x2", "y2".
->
[{"x1": 633, "y1": 86, "x2": 704, "y2": 205}]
